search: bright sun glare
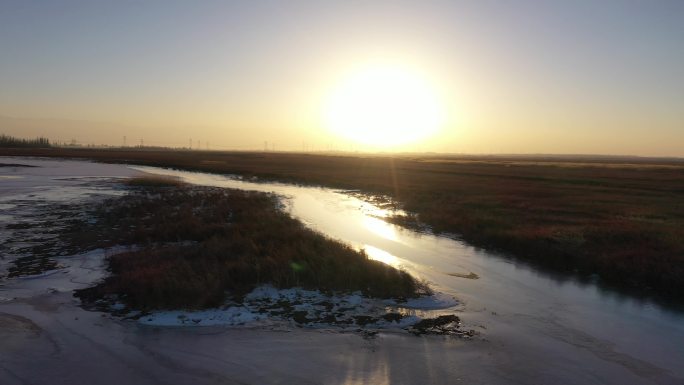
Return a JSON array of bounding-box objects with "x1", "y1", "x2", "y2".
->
[{"x1": 324, "y1": 65, "x2": 445, "y2": 149}]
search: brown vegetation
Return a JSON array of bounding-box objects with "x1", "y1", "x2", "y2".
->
[
  {"x1": 77, "y1": 184, "x2": 426, "y2": 309},
  {"x1": 4, "y1": 147, "x2": 684, "y2": 300}
]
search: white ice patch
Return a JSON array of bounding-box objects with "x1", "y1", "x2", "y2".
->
[
  {"x1": 139, "y1": 307, "x2": 266, "y2": 327},
  {"x1": 136, "y1": 285, "x2": 460, "y2": 330}
]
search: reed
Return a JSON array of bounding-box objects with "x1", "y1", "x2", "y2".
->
[
  {"x1": 7, "y1": 147, "x2": 682, "y2": 300},
  {"x1": 77, "y1": 185, "x2": 427, "y2": 310}
]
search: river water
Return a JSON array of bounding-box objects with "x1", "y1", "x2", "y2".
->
[
  {"x1": 1, "y1": 157, "x2": 682, "y2": 385},
  {"x1": 135, "y1": 165, "x2": 684, "y2": 384}
]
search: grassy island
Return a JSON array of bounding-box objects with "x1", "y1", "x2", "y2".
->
[
  {"x1": 76, "y1": 177, "x2": 426, "y2": 310},
  {"x1": 4, "y1": 147, "x2": 683, "y2": 301}
]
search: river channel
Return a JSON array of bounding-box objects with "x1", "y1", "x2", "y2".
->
[{"x1": 0, "y1": 157, "x2": 682, "y2": 385}]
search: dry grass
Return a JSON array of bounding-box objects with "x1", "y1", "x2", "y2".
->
[
  {"x1": 76, "y1": 185, "x2": 427, "y2": 310},
  {"x1": 5, "y1": 147, "x2": 683, "y2": 300}
]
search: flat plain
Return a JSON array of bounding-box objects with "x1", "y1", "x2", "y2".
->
[{"x1": 4, "y1": 147, "x2": 683, "y2": 302}]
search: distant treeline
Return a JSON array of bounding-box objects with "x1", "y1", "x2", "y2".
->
[{"x1": 0, "y1": 134, "x2": 51, "y2": 148}]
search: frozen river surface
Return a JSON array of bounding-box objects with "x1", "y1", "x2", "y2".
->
[{"x1": 1, "y1": 157, "x2": 683, "y2": 385}]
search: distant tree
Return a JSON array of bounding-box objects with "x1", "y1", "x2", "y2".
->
[{"x1": 0, "y1": 134, "x2": 52, "y2": 148}]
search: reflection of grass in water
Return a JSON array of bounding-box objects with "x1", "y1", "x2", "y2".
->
[
  {"x1": 447, "y1": 272, "x2": 479, "y2": 280},
  {"x1": 77, "y1": 184, "x2": 429, "y2": 310}
]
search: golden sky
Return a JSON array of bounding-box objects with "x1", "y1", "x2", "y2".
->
[{"x1": 1, "y1": 1, "x2": 682, "y2": 156}]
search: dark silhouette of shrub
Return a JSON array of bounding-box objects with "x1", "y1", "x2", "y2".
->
[{"x1": 0, "y1": 134, "x2": 51, "y2": 148}]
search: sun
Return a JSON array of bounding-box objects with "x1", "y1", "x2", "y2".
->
[{"x1": 323, "y1": 65, "x2": 445, "y2": 149}]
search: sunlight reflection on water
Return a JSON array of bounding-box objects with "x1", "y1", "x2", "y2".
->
[
  {"x1": 362, "y1": 215, "x2": 398, "y2": 242},
  {"x1": 363, "y1": 245, "x2": 400, "y2": 267}
]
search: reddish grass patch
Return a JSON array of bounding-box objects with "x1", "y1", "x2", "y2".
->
[
  {"x1": 77, "y1": 185, "x2": 427, "y2": 310},
  {"x1": 6, "y1": 147, "x2": 683, "y2": 300}
]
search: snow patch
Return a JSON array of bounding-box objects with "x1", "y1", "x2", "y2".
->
[{"x1": 137, "y1": 285, "x2": 461, "y2": 332}]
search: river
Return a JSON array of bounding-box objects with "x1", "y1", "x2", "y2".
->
[{"x1": 1, "y1": 157, "x2": 683, "y2": 385}]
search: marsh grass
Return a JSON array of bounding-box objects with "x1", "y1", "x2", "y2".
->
[
  {"x1": 77, "y1": 185, "x2": 427, "y2": 310},
  {"x1": 7, "y1": 147, "x2": 683, "y2": 300}
]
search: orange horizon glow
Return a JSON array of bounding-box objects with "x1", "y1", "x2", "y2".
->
[{"x1": 0, "y1": 2, "x2": 682, "y2": 156}]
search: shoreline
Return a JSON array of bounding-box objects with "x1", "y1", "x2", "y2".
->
[
  {"x1": 2, "y1": 156, "x2": 683, "y2": 385},
  {"x1": 2, "y1": 147, "x2": 682, "y2": 302},
  {"x1": 1, "y1": 158, "x2": 467, "y2": 336}
]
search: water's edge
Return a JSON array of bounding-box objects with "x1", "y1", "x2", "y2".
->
[{"x1": 1, "y1": 157, "x2": 682, "y2": 385}]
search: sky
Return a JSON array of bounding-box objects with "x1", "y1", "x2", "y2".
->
[{"x1": 1, "y1": 0, "x2": 683, "y2": 156}]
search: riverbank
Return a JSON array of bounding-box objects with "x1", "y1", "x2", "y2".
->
[
  {"x1": 1, "y1": 165, "x2": 464, "y2": 335},
  {"x1": 2, "y1": 156, "x2": 683, "y2": 385},
  {"x1": 0, "y1": 158, "x2": 480, "y2": 385},
  {"x1": 74, "y1": 177, "x2": 427, "y2": 309},
  {"x1": 3, "y1": 147, "x2": 683, "y2": 301},
  {"x1": 0, "y1": 290, "x2": 482, "y2": 385}
]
